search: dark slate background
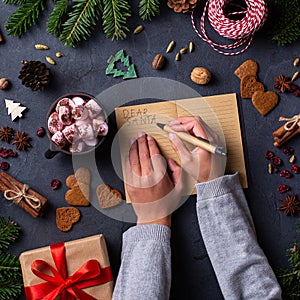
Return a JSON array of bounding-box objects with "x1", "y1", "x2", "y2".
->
[{"x1": 0, "y1": 1, "x2": 299, "y2": 299}]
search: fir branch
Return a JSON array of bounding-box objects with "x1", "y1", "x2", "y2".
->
[
  {"x1": 139, "y1": 0, "x2": 160, "y2": 21},
  {"x1": 5, "y1": 0, "x2": 46, "y2": 37},
  {"x1": 0, "y1": 217, "x2": 19, "y2": 252},
  {"x1": 102, "y1": 0, "x2": 131, "y2": 40},
  {"x1": 276, "y1": 242, "x2": 300, "y2": 299},
  {"x1": 0, "y1": 278, "x2": 23, "y2": 300},
  {"x1": 47, "y1": 0, "x2": 69, "y2": 36},
  {"x1": 275, "y1": 0, "x2": 300, "y2": 9},
  {"x1": 2, "y1": 0, "x2": 24, "y2": 4},
  {"x1": 0, "y1": 253, "x2": 21, "y2": 280},
  {"x1": 59, "y1": 0, "x2": 102, "y2": 47}
]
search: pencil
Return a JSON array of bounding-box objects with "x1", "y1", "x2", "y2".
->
[{"x1": 156, "y1": 123, "x2": 227, "y2": 157}]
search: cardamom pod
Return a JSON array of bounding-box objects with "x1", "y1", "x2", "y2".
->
[
  {"x1": 189, "y1": 42, "x2": 194, "y2": 53},
  {"x1": 133, "y1": 25, "x2": 144, "y2": 34},
  {"x1": 289, "y1": 155, "x2": 296, "y2": 163},
  {"x1": 166, "y1": 41, "x2": 175, "y2": 53},
  {"x1": 175, "y1": 53, "x2": 181, "y2": 61},
  {"x1": 292, "y1": 71, "x2": 299, "y2": 82},
  {"x1": 268, "y1": 163, "x2": 273, "y2": 174},
  {"x1": 35, "y1": 44, "x2": 49, "y2": 50},
  {"x1": 55, "y1": 52, "x2": 64, "y2": 58},
  {"x1": 180, "y1": 48, "x2": 187, "y2": 55},
  {"x1": 46, "y1": 56, "x2": 56, "y2": 65},
  {"x1": 293, "y1": 57, "x2": 300, "y2": 67}
]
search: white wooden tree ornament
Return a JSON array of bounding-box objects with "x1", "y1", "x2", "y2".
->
[{"x1": 5, "y1": 99, "x2": 27, "y2": 121}]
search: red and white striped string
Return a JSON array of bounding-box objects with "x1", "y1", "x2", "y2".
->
[{"x1": 191, "y1": 0, "x2": 268, "y2": 56}]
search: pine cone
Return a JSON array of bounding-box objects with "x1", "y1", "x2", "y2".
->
[
  {"x1": 18, "y1": 60, "x2": 50, "y2": 92},
  {"x1": 167, "y1": 0, "x2": 199, "y2": 13}
]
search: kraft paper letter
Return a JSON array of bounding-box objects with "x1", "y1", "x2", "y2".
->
[{"x1": 115, "y1": 93, "x2": 247, "y2": 202}]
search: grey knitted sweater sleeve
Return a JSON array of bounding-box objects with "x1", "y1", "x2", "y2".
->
[
  {"x1": 113, "y1": 173, "x2": 282, "y2": 300},
  {"x1": 195, "y1": 173, "x2": 282, "y2": 300}
]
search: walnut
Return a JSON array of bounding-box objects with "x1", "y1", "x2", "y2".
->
[
  {"x1": 191, "y1": 67, "x2": 211, "y2": 85},
  {"x1": 0, "y1": 78, "x2": 9, "y2": 90}
]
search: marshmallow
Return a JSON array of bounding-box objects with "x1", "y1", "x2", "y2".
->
[
  {"x1": 77, "y1": 123, "x2": 94, "y2": 140},
  {"x1": 58, "y1": 105, "x2": 72, "y2": 126},
  {"x1": 69, "y1": 140, "x2": 85, "y2": 153},
  {"x1": 72, "y1": 105, "x2": 89, "y2": 121},
  {"x1": 84, "y1": 138, "x2": 98, "y2": 147},
  {"x1": 62, "y1": 124, "x2": 78, "y2": 143},
  {"x1": 56, "y1": 98, "x2": 74, "y2": 112},
  {"x1": 85, "y1": 99, "x2": 102, "y2": 119},
  {"x1": 72, "y1": 97, "x2": 86, "y2": 107},
  {"x1": 48, "y1": 112, "x2": 64, "y2": 134},
  {"x1": 92, "y1": 119, "x2": 108, "y2": 136},
  {"x1": 51, "y1": 131, "x2": 68, "y2": 148}
]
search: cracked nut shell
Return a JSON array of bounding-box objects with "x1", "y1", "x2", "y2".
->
[
  {"x1": 190, "y1": 67, "x2": 211, "y2": 85},
  {"x1": 0, "y1": 78, "x2": 9, "y2": 90},
  {"x1": 152, "y1": 54, "x2": 165, "y2": 70}
]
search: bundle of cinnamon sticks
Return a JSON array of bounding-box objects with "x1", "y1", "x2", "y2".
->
[
  {"x1": 273, "y1": 114, "x2": 300, "y2": 147},
  {"x1": 0, "y1": 172, "x2": 47, "y2": 217}
]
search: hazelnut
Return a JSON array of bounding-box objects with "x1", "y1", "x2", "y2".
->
[
  {"x1": 0, "y1": 78, "x2": 9, "y2": 90},
  {"x1": 190, "y1": 67, "x2": 211, "y2": 85},
  {"x1": 152, "y1": 54, "x2": 165, "y2": 70}
]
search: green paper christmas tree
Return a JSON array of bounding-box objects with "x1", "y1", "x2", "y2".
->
[{"x1": 106, "y1": 50, "x2": 137, "y2": 80}]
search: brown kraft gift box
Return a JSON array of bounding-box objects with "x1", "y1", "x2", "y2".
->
[{"x1": 19, "y1": 234, "x2": 114, "y2": 299}]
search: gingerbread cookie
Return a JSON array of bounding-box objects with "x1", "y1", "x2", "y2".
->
[
  {"x1": 252, "y1": 91, "x2": 279, "y2": 116},
  {"x1": 96, "y1": 184, "x2": 122, "y2": 209},
  {"x1": 234, "y1": 60, "x2": 258, "y2": 79},
  {"x1": 240, "y1": 75, "x2": 264, "y2": 99},
  {"x1": 56, "y1": 207, "x2": 80, "y2": 232},
  {"x1": 65, "y1": 167, "x2": 90, "y2": 206}
]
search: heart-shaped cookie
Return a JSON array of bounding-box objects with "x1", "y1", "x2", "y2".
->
[
  {"x1": 96, "y1": 184, "x2": 122, "y2": 209},
  {"x1": 234, "y1": 60, "x2": 258, "y2": 79},
  {"x1": 65, "y1": 167, "x2": 90, "y2": 206},
  {"x1": 56, "y1": 207, "x2": 80, "y2": 232},
  {"x1": 252, "y1": 91, "x2": 279, "y2": 116},
  {"x1": 240, "y1": 75, "x2": 264, "y2": 98}
]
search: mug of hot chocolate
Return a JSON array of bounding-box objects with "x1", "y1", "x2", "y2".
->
[{"x1": 45, "y1": 92, "x2": 108, "y2": 158}]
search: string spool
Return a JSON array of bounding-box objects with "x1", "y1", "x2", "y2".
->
[{"x1": 191, "y1": 0, "x2": 268, "y2": 56}]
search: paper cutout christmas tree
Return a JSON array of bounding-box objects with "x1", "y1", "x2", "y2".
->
[
  {"x1": 106, "y1": 50, "x2": 137, "y2": 80},
  {"x1": 5, "y1": 99, "x2": 27, "y2": 121}
]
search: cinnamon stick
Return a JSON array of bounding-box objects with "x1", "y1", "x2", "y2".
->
[
  {"x1": 0, "y1": 172, "x2": 47, "y2": 217},
  {"x1": 273, "y1": 126, "x2": 300, "y2": 147}
]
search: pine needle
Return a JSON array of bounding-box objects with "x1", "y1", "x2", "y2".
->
[
  {"x1": 0, "y1": 278, "x2": 23, "y2": 300},
  {"x1": 47, "y1": 0, "x2": 69, "y2": 36},
  {"x1": 2, "y1": 0, "x2": 24, "y2": 4},
  {"x1": 102, "y1": 0, "x2": 131, "y2": 40},
  {"x1": 0, "y1": 253, "x2": 21, "y2": 280},
  {"x1": 0, "y1": 217, "x2": 19, "y2": 252},
  {"x1": 270, "y1": 0, "x2": 300, "y2": 46},
  {"x1": 139, "y1": 0, "x2": 160, "y2": 21},
  {"x1": 5, "y1": 0, "x2": 46, "y2": 37},
  {"x1": 59, "y1": 0, "x2": 102, "y2": 47}
]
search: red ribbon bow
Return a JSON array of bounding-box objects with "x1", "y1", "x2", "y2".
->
[{"x1": 24, "y1": 242, "x2": 113, "y2": 300}]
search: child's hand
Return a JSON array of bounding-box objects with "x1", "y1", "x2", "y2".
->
[
  {"x1": 167, "y1": 116, "x2": 226, "y2": 183},
  {"x1": 126, "y1": 133, "x2": 183, "y2": 227}
]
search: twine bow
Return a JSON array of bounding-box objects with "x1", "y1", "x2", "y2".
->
[
  {"x1": 279, "y1": 114, "x2": 300, "y2": 131},
  {"x1": 4, "y1": 183, "x2": 41, "y2": 210}
]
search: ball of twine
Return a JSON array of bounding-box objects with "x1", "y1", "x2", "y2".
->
[{"x1": 191, "y1": 0, "x2": 268, "y2": 56}]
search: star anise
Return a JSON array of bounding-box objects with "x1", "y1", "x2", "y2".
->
[
  {"x1": 12, "y1": 131, "x2": 31, "y2": 151},
  {"x1": 278, "y1": 194, "x2": 300, "y2": 216},
  {"x1": 0, "y1": 126, "x2": 14, "y2": 143},
  {"x1": 274, "y1": 74, "x2": 292, "y2": 93}
]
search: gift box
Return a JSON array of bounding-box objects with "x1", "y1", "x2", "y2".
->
[{"x1": 19, "y1": 234, "x2": 114, "y2": 300}]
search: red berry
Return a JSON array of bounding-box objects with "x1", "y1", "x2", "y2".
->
[
  {"x1": 283, "y1": 146, "x2": 295, "y2": 155},
  {"x1": 277, "y1": 184, "x2": 290, "y2": 193},
  {"x1": 291, "y1": 164, "x2": 300, "y2": 174},
  {"x1": 265, "y1": 150, "x2": 275, "y2": 160},
  {"x1": 0, "y1": 161, "x2": 10, "y2": 171},
  {"x1": 270, "y1": 156, "x2": 282, "y2": 166},
  {"x1": 37, "y1": 127, "x2": 46, "y2": 137},
  {"x1": 280, "y1": 170, "x2": 292, "y2": 178},
  {"x1": 293, "y1": 90, "x2": 300, "y2": 97},
  {"x1": 51, "y1": 179, "x2": 61, "y2": 190}
]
